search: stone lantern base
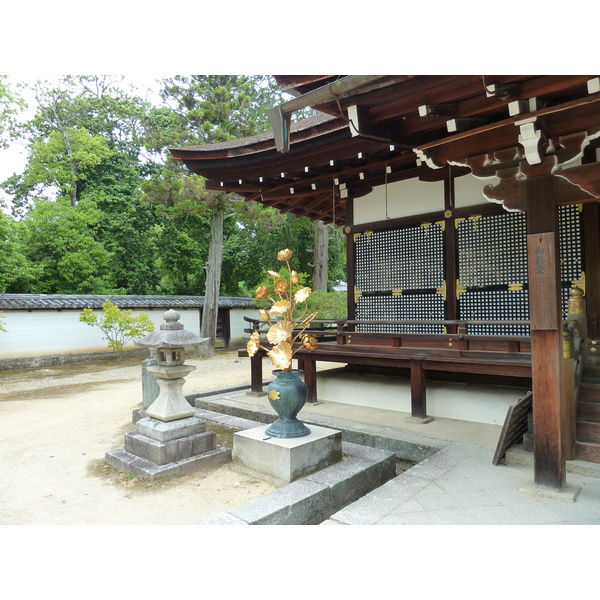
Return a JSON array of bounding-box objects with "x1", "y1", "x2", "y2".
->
[{"x1": 105, "y1": 415, "x2": 231, "y2": 481}]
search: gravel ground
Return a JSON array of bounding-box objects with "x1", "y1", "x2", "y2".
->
[{"x1": 0, "y1": 350, "x2": 279, "y2": 525}]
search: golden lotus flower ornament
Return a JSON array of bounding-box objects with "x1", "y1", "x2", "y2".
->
[
  {"x1": 274, "y1": 279, "x2": 290, "y2": 294},
  {"x1": 267, "y1": 321, "x2": 293, "y2": 345},
  {"x1": 249, "y1": 249, "x2": 319, "y2": 373},
  {"x1": 255, "y1": 285, "x2": 269, "y2": 300}
]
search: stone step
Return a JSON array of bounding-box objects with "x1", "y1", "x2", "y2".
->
[
  {"x1": 105, "y1": 446, "x2": 231, "y2": 481},
  {"x1": 199, "y1": 441, "x2": 397, "y2": 525}
]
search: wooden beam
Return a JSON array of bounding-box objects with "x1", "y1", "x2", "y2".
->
[
  {"x1": 418, "y1": 103, "x2": 457, "y2": 117},
  {"x1": 415, "y1": 93, "x2": 600, "y2": 169},
  {"x1": 446, "y1": 117, "x2": 491, "y2": 133}
]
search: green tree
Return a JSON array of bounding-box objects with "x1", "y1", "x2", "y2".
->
[
  {"x1": 79, "y1": 299, "x2": 155, "y2": 357},
  {"x1": 0, "y1": 210, "x2": 37, "y2": 292},
  {"x1": 16, "y1": 197, "x2": 116, "y2": 293},
  {"x1": 141, "y1": 76, "x2": 283, "y2": 355},
  {"x1": 11, "y1": 126, "x2": 112, "y2": 207},
  {"x1": 0, "y1": 76, "x2": 26, "y2": 149},
  {"x1": 2, "y1": 76, "x2": 163, "y2": 294}
]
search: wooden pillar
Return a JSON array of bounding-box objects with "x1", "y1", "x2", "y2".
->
[
  {"x1": 410, "y1": 360, "x2": 427, "y2": 419},
  {"x1": 444, "y1": 171, "x2": 458, "y2": 333},
  {"x1": 303, "y1": 356, "x2": 318, "y2": 403},
  {"x1": 345, "y1": 199, "x2": 356, "y2": 323},
  {"x1": 526, "y1": 175, "x2": 566, "y2": 490},
  {"x1": 250, "y1": 352, "x2": 263, "y2": 394}
]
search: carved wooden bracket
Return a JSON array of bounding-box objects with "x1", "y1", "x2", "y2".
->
[{"x1": 458, "y1": 130, "x2": 600, "y2": 211}]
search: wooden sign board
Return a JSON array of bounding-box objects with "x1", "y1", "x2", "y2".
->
[{"x1": 527, "y1": 232, "x2": 559, "y2": 330}]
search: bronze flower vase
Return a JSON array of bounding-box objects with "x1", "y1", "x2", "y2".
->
[{"x1": 266, "y1": 370, "x2": 311, "y2": 438}]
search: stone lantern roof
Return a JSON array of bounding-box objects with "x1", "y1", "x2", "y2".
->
[{"x1": 136, "y1": 309, "x2": 208, "y2": 349}]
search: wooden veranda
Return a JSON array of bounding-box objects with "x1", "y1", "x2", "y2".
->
[{"x1": 171, "y1": 75, "x2": 600, "y2": 492}]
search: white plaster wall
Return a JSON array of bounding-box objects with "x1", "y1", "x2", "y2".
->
[
  {"x1": 353, "y1": 178, "x2": 444, "y2": 225},
  {"x1": 0, "y1": 308, "x2": 202, "y2": 359},
  {"x1": 230, "y1": 308, "x2": 261, "y2": 347},
  {"x1": 352, "y1": 173, "x2": 507, "y2": 225},
  {"x1": 316, "y1": 369, "x2": 528, "y2": 425},
  {"x1": 454, "y1": 173, "x2": 500, "y2": 209}
]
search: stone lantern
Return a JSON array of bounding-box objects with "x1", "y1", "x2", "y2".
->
[
  {"x1": 105, "y1": 310, "x2": 231, "y2": 480},
  {"x1": 136, "y1": 309, "x2": 207, "y2": 422}
]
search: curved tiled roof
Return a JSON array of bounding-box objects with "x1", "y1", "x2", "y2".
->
[
  {"x1": 0, "y1": 294, "x2": 256, "y2": 310},
  {"x1": 171, "y1": 112, "x2": 340, "y2": 157}
]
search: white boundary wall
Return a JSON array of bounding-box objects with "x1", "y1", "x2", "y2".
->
[{"x1": 0, "y1": 307, "x2": 259, "y2": 361}]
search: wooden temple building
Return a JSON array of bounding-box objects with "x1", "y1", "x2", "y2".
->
[{"x1": 170, "y1": 75, "x2": 600, "y2": 493}]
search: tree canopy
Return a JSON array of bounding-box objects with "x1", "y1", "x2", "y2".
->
[{"x1": 0, "y1": 75, "x2": 347, "y2": 312}]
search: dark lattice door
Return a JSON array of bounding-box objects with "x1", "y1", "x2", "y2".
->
[
  {"x1": 354, "y1": 222, "x2": 446, "y2": 333},
  {"x1": 456, "y1": 205, "x2": 584, "y2": 335}
]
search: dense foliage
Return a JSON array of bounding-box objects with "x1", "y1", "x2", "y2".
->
[{"x1": 0, "y1": 75, "x2": 346, "y2": 306}]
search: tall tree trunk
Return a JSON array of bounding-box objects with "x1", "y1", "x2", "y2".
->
[
  {"x1": 199, "y1": 205, "x2": 224, "y2": 357},
  {"x1": 46, "y1": 95, "x2": 78, "y2": 206},
  {"x1": 313, "y1": 220, "x2": 329, "y2": 290}
]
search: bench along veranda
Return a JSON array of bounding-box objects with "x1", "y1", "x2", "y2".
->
[{"x1": 240, "y1": 318, "x2": 533, "y2": 421}]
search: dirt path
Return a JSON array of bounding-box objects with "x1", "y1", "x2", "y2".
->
[{"x1": 0, "y1": 350, "x2": 278, "y2": 525}]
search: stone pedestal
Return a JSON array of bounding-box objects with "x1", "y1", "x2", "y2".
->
[
  {"x1": 105, "y1": 415, "x2": 230, "y2": 481},
  {"x1": 141, "y1": 349, "x2": 160, "y2": 409},
  {"x1": 145, "y1": 364, "x2": 196, "y2": 421},
  {"x1": 232, "y1": 424, "x2": 342, "y2": 485}
]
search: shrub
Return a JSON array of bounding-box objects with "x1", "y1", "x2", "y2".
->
[
  {"x1": 305, "y1": 289, "x2": 347, "y2": 320},
  {"x1": 79, "y1": 299, "x2": 154, "y2": 357}
]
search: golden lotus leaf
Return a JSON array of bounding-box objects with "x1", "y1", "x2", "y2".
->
[
  {"x1": 267, "y1": 321, "x2": 293, "y2": 345},
  {"x1": 247, "y1": 332, "x2": 261, "y2": 357},
  {"x1": 259, "y1": 309, "x2": 270, "y2": 322},
  {"x1": 267, "y1": 341, "x2": 292, "y2": 370},
  {"x1": 267, "y1": 270, "x2": 281, "y2": 278},
  {"x1": 277, "y1": 249, "x2": 293, "y2": 261},
  {"x1": 274, "y1": 279, "x2": 290, "y2": 294},
  {"x1": 270, "y1": 300, "x2": 291, "y2": 315},
  {"x1": 301, "y1": 333, "x2": 318, "y2": 351},
  {"x1": 294, "y1": 287, "x2": 311, "y2": 303},
  {"x1": 268, "y1": 390, "x2": 280, "y2": 401},
  {"x1": 255, "y1": 285, "x2": 269, "y2": 299},
  {"x1": 290, "y1": 270, "x2": 300, "y2": 285}
]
